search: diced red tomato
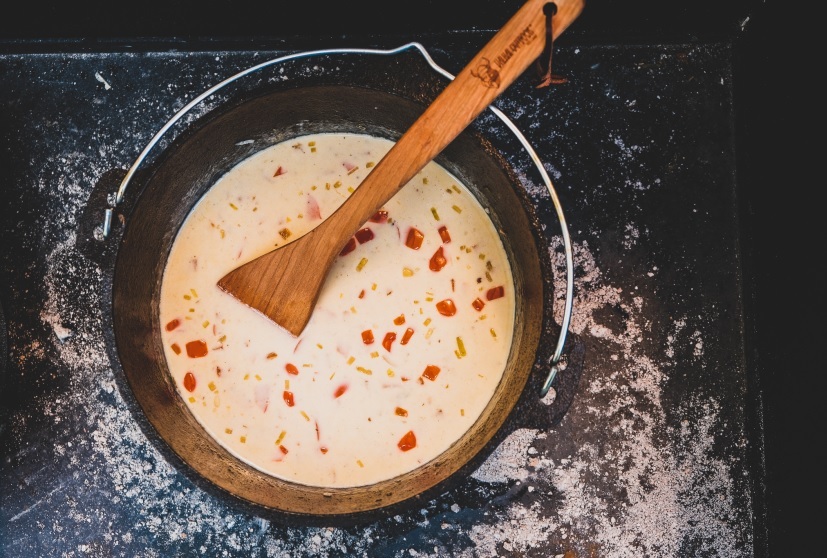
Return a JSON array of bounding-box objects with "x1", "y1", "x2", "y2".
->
[
  {"x1": 472, "y1": 298, "x2": 485, "y2": 311},
  {"x1": 438, "y1": 226, "x2": 451, "y2": 243},
  {"x1": 398, "y1": 430, "x2": 417, "y2": 451},
  {"x1": 405, "y1": 228, "x2": 424, "y2": 250},
  {"x1": 340, "y1": 237, "x2": 357, "y2": 256},
  {"x1": 369, "y1": 210, "x2": 389, "y2": 223},
  {"x1": 183, "y1": 371, "x2": 196, "y2": 392},
  {"x1": 486, "y1": 286, "x2": 505, "y2": 300},
  {"x1": 355, "y1": 227, "x2": 374, "y2": 244},
  {"x1": 285, "y1": 363, "x2": 299, "y2": 375},
  {"x1": 185, "y1": 340, "x2": 208, "y2": 358},
  {"x1": 165, "y1": 318, "x2": 181, "y2": 332},
  {"x1": 429, "y1": 246, "x2": 447, "y2": 271},
  {"x1": 422, "y1": 365, "x2": 441, "y2": 381},
  {"x1": 382, "y1": 332, "x2": 396, "y2": 352},
  {"x1": 283, "y1": 391, "x2": 295, "y2": 407},
  {"x1": 436, "y1": 299, "x2": 457, "y2": 316},
  {"x1": 361, "y1": 330, "x2": 374, "y2": 344}
]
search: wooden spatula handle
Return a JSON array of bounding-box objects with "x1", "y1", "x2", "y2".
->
[
  {"x1": 318, "y1": 0, "x2": 584, "y2": 249},
  {"x1": 218, "y1": 0, "x2": 584, "y2": 337}
]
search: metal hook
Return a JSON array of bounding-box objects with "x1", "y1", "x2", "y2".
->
[{"x1": 535, "y1": 2, "x2": 568, "y2": 88}]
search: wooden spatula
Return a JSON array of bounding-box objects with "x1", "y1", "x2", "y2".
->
[{"x1": 218, "y1": 0, "x2": 584, "y2": 336}]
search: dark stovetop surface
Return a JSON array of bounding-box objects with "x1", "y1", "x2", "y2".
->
[{"x1": 0, "y1": 1, "x2": 819, "y2": 556}]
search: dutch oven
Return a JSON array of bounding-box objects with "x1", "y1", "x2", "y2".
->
[{"x1": 86, "y1": 44, "x2": 582, "y2": 525}]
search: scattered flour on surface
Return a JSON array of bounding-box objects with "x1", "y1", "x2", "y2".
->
[
  {"x1": 4, "y1": 49, "x2": 748, "y2": 556},
  {"x1": 25, "y1": 227, "x2": 745, "y2": 557}
]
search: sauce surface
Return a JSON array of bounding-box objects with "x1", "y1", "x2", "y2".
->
[{"x1": 159, "y1": 133, "x2": 515, "y2": 487}]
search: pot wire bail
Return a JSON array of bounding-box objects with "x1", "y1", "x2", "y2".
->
[{"x1": 105, "y1": 42, "x2": 574, "y2": 398}]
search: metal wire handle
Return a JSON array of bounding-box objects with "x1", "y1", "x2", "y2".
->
[{"x1": 105, "y1": 42, "x2": 574, "y2": 397}]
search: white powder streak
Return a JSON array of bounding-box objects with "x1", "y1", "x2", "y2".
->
[{"x1": 459, "y1": 238, "x2": 745, "y2": 556}]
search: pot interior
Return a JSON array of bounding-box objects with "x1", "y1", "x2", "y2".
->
[{"x1": 112, "y1": 84, "x2": 545, "y2": 518}]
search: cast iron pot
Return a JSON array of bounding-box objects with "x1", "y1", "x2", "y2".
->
[{"x1": 103, "y1": 46, "x2": 579, "y2": 524}]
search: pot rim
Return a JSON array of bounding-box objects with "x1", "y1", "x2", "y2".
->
[{"x1": 102, "y1": 43, "x2": 573, "y2": 522}]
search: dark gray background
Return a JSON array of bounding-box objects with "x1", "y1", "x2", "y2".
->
[{"x1": 1, "y1": 1, "x2": 819, "y2": 556}]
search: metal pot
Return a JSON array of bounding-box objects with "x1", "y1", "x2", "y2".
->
[{"x1": 97, "y1": 44, "x2": 579, "y2": 524}]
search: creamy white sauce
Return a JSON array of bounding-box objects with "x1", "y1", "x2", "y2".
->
[{"x1": 159, "y1": 133, "x2": 515, "y2": 488}]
